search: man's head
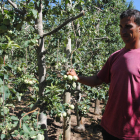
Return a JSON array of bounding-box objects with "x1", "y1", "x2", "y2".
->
[
  {"x1": 120, "y1": 9, "x2": 140, "y2": 26},
  {"x1": 119, "y1": 9, "x2": 140, "y2": 49}
]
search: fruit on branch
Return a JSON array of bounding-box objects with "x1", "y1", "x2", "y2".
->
[
  {"x1": 72, "y1": 76, "x2": 78, "y2": 81},
  {"x1": 17, "y1": 67, "x2": 22, "y2": 72},
  {"x1": 62, "y1": 112, "x2": 67, "y2": 117},
  {"x1": 63, "y1": 75, "x2": 67, "y2": 80},
  {"x1": 69, "y1": 104, "x2": 74, "y2": 109},
  {"x1": 57, "y1": 113, "x2": 62, "y2": 117},
  {"x1": 7, "y1": 30, "x2": 12, "y2": 34},
  {"x1": 37, "y1": 134, "x2": 44, "y2": 140},
  {"x1": 67, "y1": 75, "x2": 73, "y2": 81}
]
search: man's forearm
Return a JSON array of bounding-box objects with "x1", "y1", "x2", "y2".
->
[{"x1": 77, "y1": 75, "x2": 103, "y2": 87}]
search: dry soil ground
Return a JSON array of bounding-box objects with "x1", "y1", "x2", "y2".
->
[
  {"x1": 4, "y1": 94, "x2": 104, "y2": 140},
  {"x1": 47, "y1": 102, "x2": 104, "y2": 140}
]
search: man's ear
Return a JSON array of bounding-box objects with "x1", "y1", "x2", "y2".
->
[{"x1": 138, "y1": 26, "x2": 140, "y2": 32}]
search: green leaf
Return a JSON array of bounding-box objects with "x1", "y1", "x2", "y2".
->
[
  {"x1": 22, "y1": 115, "x2": 30, "y2": 121},
  {"x1": 3, "y1": 19, "x2": 10, "y2": 25},
  {"x1": 31, "y1": 9, "x2": 38, "y2": 19},
  {"x1": 11, "y1": 116, "x2": 19, "y2": 121},
  {"x1": 23, "y1": 123, "x2": 30, "y2": 134},
  {"x1": 1, "y1": 85, "x2": 11, "y2": 100},
  {"x1": 45, "y1": 89, "x2": 50, "y2": 93},
  {"x1": 36, "y1": 1, "x2": 40, "y2": 7},
  {"x1": 0, "y1": 25, "x2": 7, "y2": 31},
  {"x1": 24, "y1": 41, "x2": 29, "y2": 47},
  {"x1": 1, "y1": 134, "x2": 6, "y2": 139},
  {"x1": 30, "y1": 131, "x2": 36, "y2": 137},
  {"x1": 4, "y1": 74, "x2": 8, "y2": 80},
  {"x1": 12, "y1": 44, "x2": 20, "y2": 48},
  {"x1": 0, "y1": 78, "x2": 3, "y2": 85}
]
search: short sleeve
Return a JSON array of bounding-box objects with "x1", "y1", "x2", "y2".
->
[{"x1": 97, "y1": 57, "x2": 111, "y2": 84}]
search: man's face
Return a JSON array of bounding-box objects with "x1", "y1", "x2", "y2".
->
[{"x1": 120, "y1": 16, "x2": 140, "y2": 45}]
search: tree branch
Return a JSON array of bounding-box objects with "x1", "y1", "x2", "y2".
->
[
  {"x1": 43, "y1": 10, "x2": 85, "y2": 37},
  {"x1": 7, "y1": 0, "x2": 17, "y2": 8},
  {"x1": 7, "y1": 0, "x2": 26, "y2": 15},
  {"x1": 93, "y1": 5, "x2": 103, "y2": 11},
  {"x1": 93, "y1": 37, "x2": 109, "y2": 40},
  {"x1": 7, "y1": 100, "x2": 41, "y2": 134}
]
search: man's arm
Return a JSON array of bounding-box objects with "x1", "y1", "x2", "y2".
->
[
  {"x1": 67, "y1": 69, "x2": 103, "y2": 87},
  {"x1": 77, "y1": 75, "x2": 103, "y2": 87}
]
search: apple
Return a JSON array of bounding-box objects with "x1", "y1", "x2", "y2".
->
[
  {"x1": 58, "y1": 63, "x2": 61, "y2": 66},
  {"x1": 69, "y1": 105, "x2": 74, "y2": 110},
  {"x1": 63, "y1": 75, "x2": 67, "y2": 80},
  {"x1": 29, "y1": 80, "x2": 34, "y2": 85},
  {"x1": 72, "y1": 82, "x2": 76, "y2": 88},
  {"x1": 83, "y1": 106, "x2": 86, "y2": 110},
  {"x1": 19, "y1": 93, "x2": 23, "y2": 96},
  {"x1": 62, "y1": 112, "x2": 67, "y2": 117},
  {"x1": 63, "y1": 59, "x2": 66, "y2": 63},
  {"x1": 8, "y1": 30, "x2": 12, "y2": 34},
  {"x1": 24, "y1": 79, "x2": 29, "y2": 84},
  {"x1": 55, "y1": 65, "x2": 58, "y2": 69},
  {"x1": 37, "y1": 134, "x2": 44, "y2": 140},
  {"x1": 83, "y1": 110, "x2": 86, "y2": 114},
  {"x1": 17, "y1": 67, "x2": 22, "y2": 71},
  {"x1": 57, "y1": 113, "x2": 62, "y2": 117},
  {"x1": 72, "y1": 76, "x2": 78, "y2": 81},
  {"x1": 67, "y1": 75, "x2": 73, "y2": 81}
]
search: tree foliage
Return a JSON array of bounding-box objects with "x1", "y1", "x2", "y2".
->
[{"x1": 0, "y1": 0, "x2": 134, "y2": 139}]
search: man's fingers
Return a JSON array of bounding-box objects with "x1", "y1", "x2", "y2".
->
[
  {"x1": 68, "y1": 68, "x2": 72, "y2": 72},
  {"x1": 67, "y1": 68, "x2": 74, "y2": 75}
]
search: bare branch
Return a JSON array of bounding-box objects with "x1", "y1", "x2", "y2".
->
[
  {"x1": 24, "y1": 25, "x2": 30, "y2": 30},
  {"x1": 93, "y1": 37, "x2": 109, "y2": 40},
  {"x1": 43, "y1": 10, "x2": 85, "y2": 37},
  {"x1": 7, "y1": 108, "x2": 39, "y2": 135},
  {"x1": 7, "y1": 0, "x2": 26, "y2": 15},
  {"x1": 7, "y1": 0, "x2": 17, "y2": 8},
  {"x1": 93, "y1": 5, "x2": 103, "y2": 11},
  {"x1": 71, "y1": 21, "x2": 78, "y2": 48}
]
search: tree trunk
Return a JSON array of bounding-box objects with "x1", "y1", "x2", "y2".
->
[
  {"x1": 35, "y1": 2, "x2": 48, "y2": 140},
  {"x1": 63, "y1": 37, "x2": 71, "y2": 140},
  {"x1": 63, "y1": 92, "x2": 71, "y2": 140},
  {"x1": 38, "y1": 113, "x2": 49, "y2": 140},
  {"x1": 74, "y1": 83, "x2": 85, "y2": 133},
  {"x1": 94, "y1": 99, "x2": 101, "y2": 115}
]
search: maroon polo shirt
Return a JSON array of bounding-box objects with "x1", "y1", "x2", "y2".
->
[{"x1": 97, "y1": 47, "x2": 140, "y2": 139}]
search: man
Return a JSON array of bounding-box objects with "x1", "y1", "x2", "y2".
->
[{"x1": 67, "y1": 9, "x2": 140, "y2": 140}]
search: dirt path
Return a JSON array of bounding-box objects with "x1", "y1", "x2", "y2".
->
[{"x1": 47, "y1": 103, "x2": 104, "y2": 140}]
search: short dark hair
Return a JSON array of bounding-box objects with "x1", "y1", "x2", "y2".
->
[{"x1": 120, "y1": 9, "x2": 140, "y2": 26}]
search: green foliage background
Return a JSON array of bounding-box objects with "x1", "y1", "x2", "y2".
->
[{"x1": 0, "y1": 0, "x2": 134, "y2": 139}]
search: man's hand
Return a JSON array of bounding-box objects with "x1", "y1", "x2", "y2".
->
[
  {"x1": 67, "y1": 69, "x2": 79, "y2": 80},
  {"x1": 67, "y1": 69, "x2": 103, "y2": 87}
]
